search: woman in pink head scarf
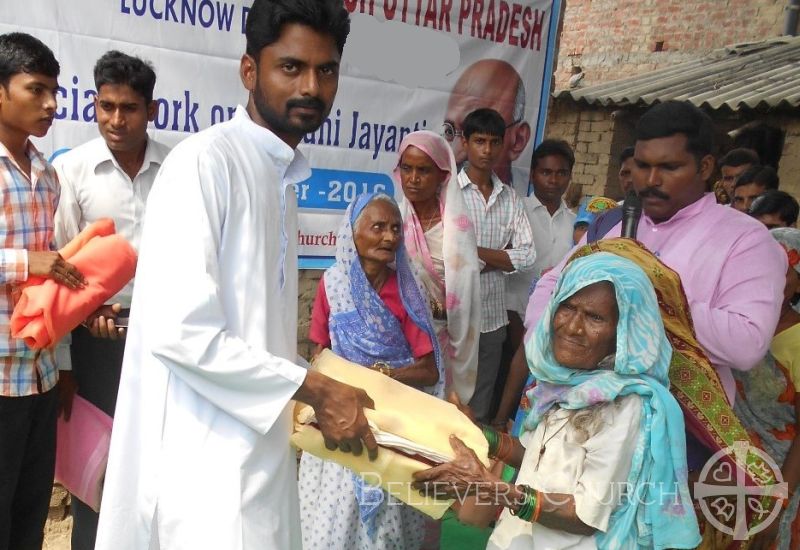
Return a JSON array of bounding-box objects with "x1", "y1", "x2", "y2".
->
[{"x1": 393, "y1": 130, "x2": 481, "y2": 404}]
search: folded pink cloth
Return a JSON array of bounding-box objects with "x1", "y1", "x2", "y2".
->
[
  {"x1": 55, "y1": 395, "x2": 113, "y2": 512},
  {"x1": 10, "y1": 218, "x2": 137, "y2": 349}
]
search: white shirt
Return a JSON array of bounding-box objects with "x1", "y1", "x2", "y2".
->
[
  {"x1": 459, "y1": 169, "x2": 535, "y2": 332},
  {"x1": 53, "y1": 136, "x2": 170, "y2": 307},
  {"x1": 488, "y1": 395, "x2": 642, "y2": 550},
  {"x1": 505, "y1": 194, "x2": 576, "y2": 315},
  {"x1": 95, "y1": 106, "x2": 310, "y2": 550}
]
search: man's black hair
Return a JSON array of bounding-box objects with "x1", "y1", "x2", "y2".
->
[
  {"x1": 733, "y1": 165, "x2": 780, "y2": 191},
  {"x1": 531, "y1": 139, "x2": 575, "y2": 171},
  {"x1": 245, "y1": 0, "x2": 351, "y2": 58},
  {"x1": 619, "y1": 146, "x2": 634, "y2": 164},
  {"x1": 719, "y1": 147, "x2": 759, "y2": 169},
  {"x1": 0, "y1": 32, "x2": 59, "y2": 87},
  {"x1": 94, "y1": 51, "x2": 157, "y2": 105},
  {"x1": 635, "y1": 100, "x2": 714, "y2": 165},
  {"x1": 749, "y1": 190, "x2": 799, "y2": 226},
  {"x1": 462, "y1": 108, "x2": 506, "y2": 140}
]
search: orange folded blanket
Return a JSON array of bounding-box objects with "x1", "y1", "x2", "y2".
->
[{"x1": 10, "y1": 218, "x2": 138, "y2": 349}]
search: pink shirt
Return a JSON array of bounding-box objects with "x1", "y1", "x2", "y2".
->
[{"x1": 524, "y1": 193, "x2": 787, "y2": 403}]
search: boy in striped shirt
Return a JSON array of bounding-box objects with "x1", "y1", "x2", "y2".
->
[{"x1": 0, "y1": 32, "x2": 84, "y2": 550}]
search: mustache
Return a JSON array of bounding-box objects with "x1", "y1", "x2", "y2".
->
[
  {"x1": 286, "y1": 97, "x2": 325, "y2": 112},
  {"x1": 638, "y1": 187, "x2": 670, "y2": 200}
]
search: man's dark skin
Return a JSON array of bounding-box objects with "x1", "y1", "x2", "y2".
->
[{"x1": 239, "y1": 22, "x2": 378, "y2": 458}]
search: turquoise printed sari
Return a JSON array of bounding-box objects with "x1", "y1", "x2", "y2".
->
[{"x1": 523, "y1": 252, "x2": 701, "y2": 550}]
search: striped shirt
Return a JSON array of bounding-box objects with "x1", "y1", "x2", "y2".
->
[
  {"x1": 0, "y1": 141, "x2": 60, "y2": 396},
  {"x1": 459, "y1": 169, "x2": 535, "y2": 333}
]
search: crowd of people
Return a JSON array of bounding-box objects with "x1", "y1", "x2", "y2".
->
[{"x1": 0, "y1": 1, "x2": 798, "y2": 549}]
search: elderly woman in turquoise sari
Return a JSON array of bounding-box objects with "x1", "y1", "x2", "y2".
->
[
  {"x1": 299, "y1": 192, "x2": 443, "y2": 550},
  {"x1": 414, "y1": 252, "x2": 700, "y2": 549}
]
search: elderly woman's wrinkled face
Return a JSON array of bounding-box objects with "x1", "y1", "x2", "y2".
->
[
  {"x1": 398, "y1": 146, "x2": 446, "y2": 204},
  {"x1": 353, "y1": 200, "x2": 402, "y2": 265},
  {"x1": 552, "y1": 281, "x2": 619, "y2": 370}
]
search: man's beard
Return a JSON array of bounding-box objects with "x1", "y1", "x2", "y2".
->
[{"x1": 253, "y1": 80, "x2": 328, "y2": 138}]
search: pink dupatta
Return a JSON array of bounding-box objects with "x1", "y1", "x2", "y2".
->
[{"x1": 394, "y1": 131, "x2": 481, "y2": 402}]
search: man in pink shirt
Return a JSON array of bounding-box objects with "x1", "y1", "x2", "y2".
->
[{"x1": 524, "y1": 101, "x2": 786, "y2": 406}]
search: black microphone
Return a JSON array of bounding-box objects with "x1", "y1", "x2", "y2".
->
[{"x1": 621, "y1": 189, "x2": 642, "y2": 239}]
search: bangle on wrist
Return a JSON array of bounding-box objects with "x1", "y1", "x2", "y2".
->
[
  {"x1": 483, "y1": 426, "x2": 514, "y2": 462},
  {"x1": 494, "y1": 431, "x2": 514, "y2": 462},
  {"x1": 370, "y1": 361, "x2": 393, "y2": 378},
  {"x1": 532, "y1": 488, "x2": 543, "y2": 522},
  {"x1": 511, "y1": 485, "x2": 537, "y2": 522},
  {"x1": 482, "y1": 425, "x2": 500, "y2": 457}
]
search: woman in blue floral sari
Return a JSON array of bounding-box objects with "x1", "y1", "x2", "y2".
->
[{"x1": 298, "y1": 192, "x2": 443, "y2": 550}]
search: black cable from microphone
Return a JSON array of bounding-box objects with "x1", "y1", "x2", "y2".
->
[{"x1": 621, "y1": 189, "x2": 642, "y2": 239}]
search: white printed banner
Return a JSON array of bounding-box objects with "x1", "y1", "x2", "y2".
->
[{"x1": 2, "y1": 0, "x2": 561, "y2": 268}]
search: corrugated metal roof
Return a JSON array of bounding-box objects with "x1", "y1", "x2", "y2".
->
[{"x1": 557, "y1": 36, "x2": 800, "y2": 111}]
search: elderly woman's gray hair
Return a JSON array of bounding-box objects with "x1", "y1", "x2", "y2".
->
[{"x1": 352, "y1": 193, "x2": 401, "y2": 233}]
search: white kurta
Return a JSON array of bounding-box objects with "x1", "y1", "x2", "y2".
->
[{"x1": 95, "y1": 106, "x2": 310, "y2": 550}]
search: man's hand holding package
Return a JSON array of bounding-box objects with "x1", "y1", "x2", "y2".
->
[
  {"x1": 85, "y1": 303, "x2": 125, "y2": 340},
  {"x1": 300, "y1": 370, "x2": 378, "y2": 460},
  {"x1": 293, "y1": 350, "x2": 491, "y2": 518}
]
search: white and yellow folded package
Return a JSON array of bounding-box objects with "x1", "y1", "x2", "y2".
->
[{"x1": 291, "y1": 349, "x2": 490, "y2": 519}]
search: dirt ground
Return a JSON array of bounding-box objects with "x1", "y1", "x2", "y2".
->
[{"x1": 44, "y1": 485, "x2": 72, "y2": 550}]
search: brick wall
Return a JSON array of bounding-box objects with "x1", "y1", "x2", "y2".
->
[
  {"x1": 554, "y1": 0, "x2": 787, "y2": 89},
  {"x1": 546, "y1": 100, "x2": 800, "y2": 201},
  {"x1": 545, "y1": 0, "x2": 794, "y2": 200},
  {"x1": 298, "y1": 270, "x2": 323, "y2": 361},
  {"x1": 544, "y1": 101, "x2": 623, "y2": 198}
]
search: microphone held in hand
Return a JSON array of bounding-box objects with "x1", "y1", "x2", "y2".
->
[{"x1": 621, "y1": 190, "x2": 643, "y2": 239}]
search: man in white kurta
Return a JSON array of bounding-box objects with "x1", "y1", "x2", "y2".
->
[
  {"x1": 95, "y1": 5, "x2": 376, "y2": 547},
  {"x1": 95, "y1": 105, "x2": 310, "y2": 549}
]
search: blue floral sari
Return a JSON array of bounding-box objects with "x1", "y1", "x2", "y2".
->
[{"x1": 323, "y1": 192, "x2": 443, "y2": 538}]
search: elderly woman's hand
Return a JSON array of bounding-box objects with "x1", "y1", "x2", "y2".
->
[{"x1": 412, "y1": 435, "x2": 498, "y2": 500}]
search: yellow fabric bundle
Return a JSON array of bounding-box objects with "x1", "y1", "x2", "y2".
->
[{"x1": 291, "y1": 349, "x2": 490, "y2": 519}]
